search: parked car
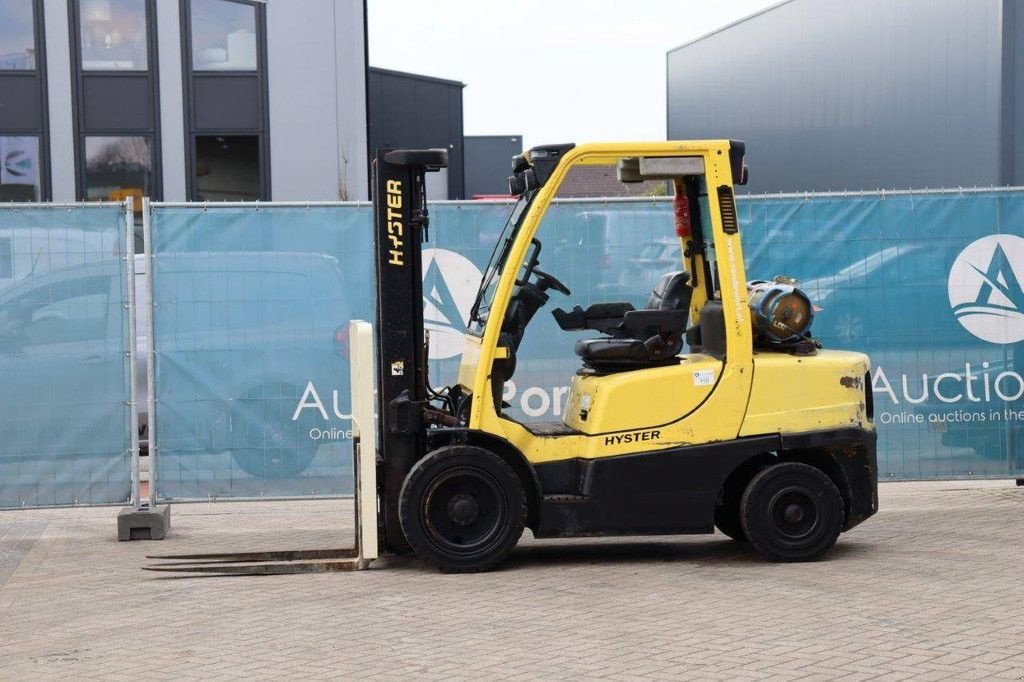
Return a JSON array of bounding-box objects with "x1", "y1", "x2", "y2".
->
[
  {"x1": 134, "y1": 252, "x2": 356, "y2": 481},
  {"x1": 0, "y1": 258, "x2": 129, "y2": 500},
  {"x1": 800, "y1": 244, "x2": 967, "y2": 350},
  {"x1": 1, "y1": 250, "x2": 355, "y2": 483},
  {"x1": 912, "y1": 357, "x2": 1024, "y2": 466},
  {"x1": 0, "y1": 227, "x2": 113, "y2": 283}
]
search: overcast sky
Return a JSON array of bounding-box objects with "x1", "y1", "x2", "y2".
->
[{"x1": 368, "y1": 0, "x2": 778, "y2": 150}]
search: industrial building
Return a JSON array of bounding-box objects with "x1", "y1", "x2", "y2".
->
[
  {"x1": 366, "y1": 67, "x2": 465, "y2": 200},
  {"x1": 366, "y1": 69, "x2": 524, "y2": 200},
  {"x1": 667, "y1": 0, "x2": 1018, "y2": 193},
  {"x1": 0, "y1": 0, "x2": 368, "y2": 203},
  {"x1": 464, "y1": 135, "x2": 522, "y2": 198}
]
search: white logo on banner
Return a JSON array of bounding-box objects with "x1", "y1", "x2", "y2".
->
[
  {"x1": 422, "y1": 248, "x2": 483, "y2": 359},
  {"x1": 948, "y1": 235, "x2": 1024, "y2": 344}
]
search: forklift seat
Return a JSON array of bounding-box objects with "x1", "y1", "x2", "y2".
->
[{"x1": 568, "y1": 271, "x2": 692, "y2": 371}]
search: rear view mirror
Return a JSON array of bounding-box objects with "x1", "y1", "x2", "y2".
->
[{"x1": 508, "y1": 168, "x2": 540, "y2": 196}]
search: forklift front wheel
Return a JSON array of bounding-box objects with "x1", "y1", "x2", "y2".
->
[
  {"x1": 399, "y1": 446, "x2": 527, "y2": 573},
  {"x1": 740, "y1": 462, "x2": 844, "y2": 562}
]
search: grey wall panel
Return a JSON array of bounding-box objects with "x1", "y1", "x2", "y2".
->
[
  {"x1": 266, "y1": 0, "x2": 337, "y2": 201},
  {"x1": 667, "y1": 0, "x2": 1004, "y2": 193},
  {"x1": 192, "y1": 76, "x2": 261, "y2": 131},
  {"x1": 464, "y1": 135, "x2": 522, "y2": 197},
  {"x1": 43, "y1": 0, "x2": 74, "y2": 200},
  {"x1": 333, "y1": 0, "x2": 368, "y2": 201},
  {"x1": 447, "y1": 84, "x2": 464, "y2": 198},
  {"x1": 81, "y1": 75, "x2": 153, "y2": 131},
  {"x1": 156, "y1": 0, "x2": 185, "y2": 201},
  {"x1": 267, "y1": 0, "x2": 368, "y2": 201},
  {"x1": 1008, "y1": 0, "x2": 1024, "y2": 186},
  {"x1": 367, "y1": 68, "x2": 464, "y2": 198},
  {"x1": 0, "y1": 75, "x2": 41, "y2": 129}
]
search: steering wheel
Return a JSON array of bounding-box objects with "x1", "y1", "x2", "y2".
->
[{"x1": 533, "y1": 268, "x2": 571, "y2": 296}]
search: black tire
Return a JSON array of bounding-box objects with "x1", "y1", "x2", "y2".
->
[
  {"x1": 399, "y1": 446, "x2": 526, "y2": 573},
  {"x1": 740, "y1": 462, "x2": 844, "y2": 562},
  {"x1": 714, "y1": 484, "x2": 748, "y2": 542}
]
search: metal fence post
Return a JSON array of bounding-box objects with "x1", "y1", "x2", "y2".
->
[
  {"x1": 142, "y1": 197, "x2": 158, "y2": 508},
  {"x1": 125, "y1": 197, "x2": 140, "y2": 510}
]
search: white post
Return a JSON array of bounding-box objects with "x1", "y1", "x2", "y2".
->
[{"x1": 349, "y1": 320, "x2": 378, "y2": 565}]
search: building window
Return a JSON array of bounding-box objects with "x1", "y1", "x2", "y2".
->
[
  {"x1": 70, "y1": 0, "x2": 160, "y2": 201},
  {"x1": 0, "y1": 0, "x2": 37, "y2": 70},
  {"x1": 190, "y1": 0, "x2": 257, "y2": 71},
  {"x1": 83, "y1": 135, "x2": 152, "y2": 201},
  {"x1": 0, "y1": 0, "x2": 48, "y2": 200},
  {"x1": 79, "y1": 0, "x2": 148, "y2": 71},
  {"x1": 0, "y1": 136, "x2": 42, "y2": 201},
  {"x1": 195, "y1": 135, "x2": 258, "y2": 200},
  {"x1": 182, "y1": 0, "x2": 269, "y2": 200}
]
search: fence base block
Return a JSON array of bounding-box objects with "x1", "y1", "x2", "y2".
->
[{"x1": 117, "y1": 505, "x2": 171, "y2": 541}]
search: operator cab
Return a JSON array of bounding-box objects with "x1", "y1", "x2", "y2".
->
[{"x1": 466, "y1": 144, "x2": 733, "y2": 425}]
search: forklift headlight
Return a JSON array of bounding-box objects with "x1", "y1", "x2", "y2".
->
[{"x1": 512, "y1": 154, "x2": 529, "y2": 173}]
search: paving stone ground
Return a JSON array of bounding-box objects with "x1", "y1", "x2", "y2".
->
[{"x1": 0, "y1": 480, "x2": 1022, "y2": 680}]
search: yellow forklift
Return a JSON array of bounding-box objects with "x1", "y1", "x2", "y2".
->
[{"x1": 148, "y1": 140, "x2": 877, "y2": 575}]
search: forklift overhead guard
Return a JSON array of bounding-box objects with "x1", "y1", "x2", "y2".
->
[{"x1": 384, "y1": 148, "x2": 449, "y2": 170}]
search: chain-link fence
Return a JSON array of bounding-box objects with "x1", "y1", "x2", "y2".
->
[
  {"x1": 0, "y1": 201, "x2": 136, "y2": 509},
  {"x1": 4, "y1": 188, "x2": 1021, "y2": 510}
]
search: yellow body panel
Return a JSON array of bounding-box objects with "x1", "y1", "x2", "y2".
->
[
  {"x1": 562, "y1": 355, "x2": 721, "y2": 434},
  {"x1": 478, "y1": 355, "x2": 752, "y2": 464},
  {"x1": 741, "y1": 350, "x2": 873, "y2": 437}
]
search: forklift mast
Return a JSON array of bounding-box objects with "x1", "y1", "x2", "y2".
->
[{"x1": 371, "y1": 148, "x2": 448, "y2": 553}]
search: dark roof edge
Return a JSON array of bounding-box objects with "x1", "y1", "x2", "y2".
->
[
  {"x1": 464, "y1": 134, "x2": 523, "y2": 141},
  {"x1": 367, "y1": 66, "x2": 466, "y2": 87},
  {"x1": 666, "y1": 0, "x2": 799, "y2": 55}
]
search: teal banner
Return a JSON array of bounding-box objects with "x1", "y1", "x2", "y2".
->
[
  {"x1": 0, "y1": 205, "x2": 133, "y2": 508},
  {"x1": 741, "y1": 192, "x2": 1024, "y2": 479}
]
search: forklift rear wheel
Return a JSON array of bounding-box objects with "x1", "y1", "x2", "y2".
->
[
  {"x1": 714, "y1": 470, "x2": 751, "y2": 542},
  {"x1": 740, "y1": 462, "x2": 844, "y2": 562},
  {"x1": 399, "y1": 446, "x2": 527, "y2": 573}
]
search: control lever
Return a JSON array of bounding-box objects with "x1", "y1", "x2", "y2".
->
[{"x1": 552, "y1": 306, "x2": 587, "y2": 331}]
